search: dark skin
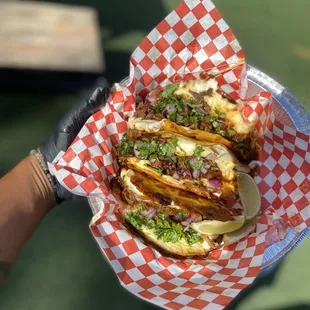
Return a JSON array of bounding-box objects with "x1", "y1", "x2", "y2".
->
[{"x1": 0, "y1": 85, "x2": 110, "y2": 285}]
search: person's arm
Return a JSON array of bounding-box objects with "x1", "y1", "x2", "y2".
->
[
  {"x1": 0, "y1": 155, "x2": 54, "y2": 284},
  {"x1": 0, "y1": 84, "x2": 109, "y2": 285}
]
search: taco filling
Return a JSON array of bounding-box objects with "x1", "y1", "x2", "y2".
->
[
  {"x1": 111, "y1": 169, "x2": 245, "y2": 257},
  {"x1": 132, "y1": 79, "x2": 258, "y2": 161},
  {"x1": 116, "y1": 131, "x2": 244, "y2": 199}
]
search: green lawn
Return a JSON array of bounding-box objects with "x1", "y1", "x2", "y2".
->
[{"x1": 0, "y1": 1, "x2": 309, "y2": 310}]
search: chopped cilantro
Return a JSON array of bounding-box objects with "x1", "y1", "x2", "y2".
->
[
  {"x1": 185, "y1": 98, "x2": 197, "y2": 108},
  {"x1": 186, "y1": 113, "x2": 199, "y2": 124},
  {"x1": 182, "y1": 109, "x2": 205, "y2": 124},
  {"x1": 205, "y1": 115, "x2": 217, "y2": 122},
  {"x1": 137, "y1": 139, "x2": 158, "y2": 159},
  {"x1": 189, "y1": 110, "x2": 205, "y2": 123},
  {"x1": 158, "y1": 138, "x2": 179, "y2": 158},
  {"x1": 118, "y1": 134, "x2": 134, "y2": 156},
  {"x1": 152, "y1": 167, "x2": 163, "y2": 174},
  {"x1": 126, "y1": 210, "x2": 156, "y2": 230},
  {"x1": 212, "y1": 120, "x2": 220, "y2": 131},
  {"x1": 126, "y1": 210, "x2": 203, "y2": 246},
  {"x1": 168, "y1": 112, "x2": 177, "y2": 122},
  {"x1": 133, "y1": 137, "x2": 180, "y2": 161},
  {"x1": 125, "y1": 212, "x2": 146, "y2": 229},
  {"x1": 155, "y1": 217, "x2": 183, "y2": 243},
  {"x1": 190, "y1": 159, "x2": 204, "y2": 171},
  {"x1": 193, "y1": 146, "x2": 205, "y2": 158},
  {"x1": 184, "y1": 228, "x2": 203, "y2": 245},
  {"x1": 158, "y1": 213, "x2": 165, "y2": 221},
  {"x1": 176, "y1": 101, "x2": 185, "y2": 113},
  {"x1": 215, "y1": 108, "x2": 226, "y2": 118},
  {"x1": 146, "y1": 219, "x2": 156, "y2": 229},
  {"x1": 153, "y1": 85, "x2": 182, "y2": 113},
  {"x1": 136, "y1": 204, "x2": 143, "y2": 212},
  {"x1": 226, "y1": 129, "x2": 236, "y2": 137},
  {"x1": 161, "y1": 84, "x2": 178, "y2": 98},
  {"x1": 183, "y1": 157, "x2": 190, "y2": 166},
  {"x1": 176, "y1": 210, "x2": 188, "y2": 220},
  {"x1": 211, "y1": 119, "x2": 227, "y2": 136},
  {"x1": 168, "y1": 108, "x2": 208, "y2": 126},
  {"x1": 149, "y1": 153, "x2": 158, "y2": 160},
  {"x1": 211, "y1": 120, "x2": 224, "y2": 135},
  {"x1": 153, "y1": 99, "x2": 167, "y2": 113},
  {"x1": 176, "y1": 113, "x2": 184, "y2": 123}
]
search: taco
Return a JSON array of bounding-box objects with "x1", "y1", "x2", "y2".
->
[
  {"x1": 111, "y1": 169, "x2": 246, "y2": 257},
  {"x1": 129, "y1": 79, "x2": 258, "y2": 162},
  {"x1": 116, "y1": 131, "x2": 249, "y2": 200}
]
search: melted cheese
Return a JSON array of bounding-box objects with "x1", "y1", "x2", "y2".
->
[
  {"x1": 176, "y1": 138, "x2": 209, "y2": 156},
  {"x1": 141, "y1": 226, "x2": 212, "y2": 251},
  {"x1": 129, "y1": 118, "x2": 165, "y2": 132},
  {"x1": 130, "y1": 80, "x2": 254, "y2": 135},
  {"x1": 129, "y1": 135, "x2": 237, "y2": 181},
  {"x1": 211, "y1": 145, "x2": 237, "y2": 180},
  {"x1": 175, "y1": 137, "x2": 197, "y2": 156},
  {"x1": 177, "y1": 139, "x2": 236, "y2": 180},
  {"x1": 226, "y1": 110, "x2": 252, "y2": 134},
  {"x1": 215, "y1": 158, "x2": 235, "y2": 180},
  {"x1": 176, "y1": 138, "x2": 214, "y2": 158},
  {"x1": 175, "y1": 79, "x2": 218, "y2": 98},
  {"x1": 175, "y1": 79, "x2": 253, "y2": 134}
]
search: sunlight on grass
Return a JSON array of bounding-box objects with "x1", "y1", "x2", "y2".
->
[
  {"x1": 239, "y1": 237, "x2": 310, "y2": 310},
  {"x1": 295, "y1": 45, "x2": 310, "y2": 62},
  {"x1": 161, "y1": 0, "x2": 181, "y2": 12}
]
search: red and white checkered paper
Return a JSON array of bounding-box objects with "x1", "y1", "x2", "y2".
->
[{"x1": 49, "y1": 1, "x2": 310, "y2": 309}]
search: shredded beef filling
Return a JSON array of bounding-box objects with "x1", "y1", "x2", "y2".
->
[
  {"x1": 134, "y1": 102, "x2": 164, "y2": 121},
  {"x1": 147, "y1": 157, "x2": 223, "y2": 182},
  {"x1": 127, "y1": 128, "x2": 142, "y2": 141},
  {"x1": 121, "y1": 179, "x2": 241, "y2": 223},
  {"x1": 132, "y1": 85, "x2": 255, "y2": 161},
  {"x1": 117, "y1": 134, "x2": 224, "y2": 183}
]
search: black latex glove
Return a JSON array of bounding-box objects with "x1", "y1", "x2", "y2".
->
[{"x1": 40, "y1": 79, "x2": 110, "y2": 203}]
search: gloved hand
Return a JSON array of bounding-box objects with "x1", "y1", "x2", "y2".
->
[{"x1": 40, "y1": 79, "x2": 110, "y2": 203}]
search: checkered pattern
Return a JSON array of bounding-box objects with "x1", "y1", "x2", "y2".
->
[
  {"x1": 90, "y1": 208, "x2": 266, "y2": 310},
  {"x1": 48, "y1": 1, "x2": 310, "y2": 309},
  {"x1": 256, "y1": 121, "x2": 310, "y2": 232},
  {"x1": 130, "y1": 0, "x2": 244, "y2": 101},
  {"x1": 241, "y1": 91, "x2": 274, "y2": 135}
]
